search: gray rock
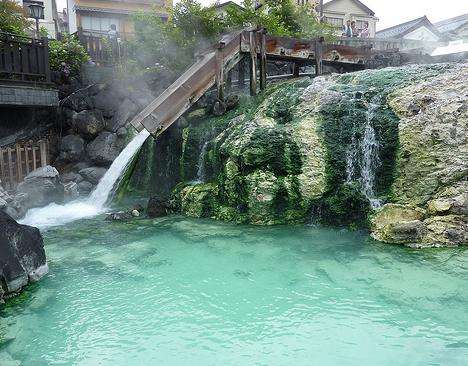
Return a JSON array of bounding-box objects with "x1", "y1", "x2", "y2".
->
[
  {"x1": 116, "y1": 127, "x2": 127, "y2": 138},
  {"x1": 108, "y1": 98, "x2": 139, "y2": 132},
  {"x1": 60, "y1": 87, "x2": 94, "y2": 112},
  {"x1": 105, "y1": 211, "x2": 133, "y2": 221},
  {"x1": 86, "y1": 132, "x2": 123, "y2": 166},
  {"x1": 73, "y1": 110, "x2": 105, "y2": 139},
  {"x1": 61, "y1": 171, "x2": 82, "y2": 183},
  {"x1": 72, "y1": 162, "x2": 91, "y2": 172},
  {"x1": 64, "y1": 181, "x2": 79, "y2": 200},
  {"x1": 59, "y1": 134, "x2": 85, "y2": 163},
  {"x1": 79, "y1": 167, "x2": 107, "y2": 184},
  {"x1": 93, "y1": 87, "x2": 121, "y2": 118},
  {"x1": 78, "y1": 181, "x2": 94, "y2": 196},
  {"x1": 0, "y1": 211, "x2": 48, "y2": 303},
  {"x1": 17, "y1": 166, "x2": 64, "y2": 210}
]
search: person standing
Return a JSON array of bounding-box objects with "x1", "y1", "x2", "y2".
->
[
  {"x1": 360, "y1": 21, "x2": 370, "y2": 38},
  {"x1": 342, "y1": 20, "x2": 353, "y2": 37}
]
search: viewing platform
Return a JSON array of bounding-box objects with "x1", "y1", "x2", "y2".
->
[{"x1": 0, "y1": 32, "x2": 58, "y2": 107}]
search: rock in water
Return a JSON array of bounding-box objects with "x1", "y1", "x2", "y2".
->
[
  {"x1": 0, "y1": 211, "x2": 48, "y2": 303},
  {"x1": 16, "y1": 166, "x2": 65, "y2": 211},
  {"x1": 147, "y1": 197, "x2": 171, "y2": 218},
  {"x1": 87, "y1": 132, "x2": 123, "y2": 166}
]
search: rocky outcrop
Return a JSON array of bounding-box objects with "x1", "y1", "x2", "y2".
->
[
  {"x1": 86, "y1": 132, "x2": 124, "y2": 166},
  {"x1": 134, "y1": 63, "x2": 465, "y2": 247},
  {"x1": 0, "y1": 211, "x2": 48, "y2": 303},
  {"x1": 58, "y1": 134, "x2": 85, "y2": 163},
  {"x1": 16, "y1": 166, "x2": 65, "y2": 213},
  {"x1": 372, "y1": 65, "x2": 467, "y2": 247}
]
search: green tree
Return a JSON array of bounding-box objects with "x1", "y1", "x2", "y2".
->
[{"x1": 0, "y1": 0, "x2": 32, "y2": 36}]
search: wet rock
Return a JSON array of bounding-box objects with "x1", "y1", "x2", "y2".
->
[
  {"x1": 60, "y1": 87, "x2": 94, "y2": 112},
  {"x1": 226, "y1": 94, "x2": 240, "y2": 110},
  {"x1": 147, "y1": 197, "x2": 171, "y2": 218},
  {"x1": 61, "y1": 171, "x2": 83, "y2": 184},
  {"x1": 86, "y1": 132, "x2": 123, "y2": 166},
  {"x1": 108, "y1": 98, "x2": 139, "y2": 132},
  {"x1": 0, "y1": 211, "x2": 48, "y2": 303},
  {"x1": 77, "y1": 181, "x2": 93, "y2": 196},
  {"x1": 59, "y1": 134, "x2": 85, "y2": 163},
  {"x1": 72, "y1": 110, "x2": 105, "y2": 139},
  {"x1": 64, "y1": 181, "x2": 79, "y2": 200},
  {"x1": 16, "y1": 166, "x2": 64, "y2": 210},
  {"x1": 79, "y1": 167, "x2": 107, "y2": 185},
  {"x1": 105, "y1": 211, "x2": 133, "y2": 221}
]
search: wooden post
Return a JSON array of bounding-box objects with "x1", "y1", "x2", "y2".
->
[
  {"x1": 215, "y1": 46, "x2": 225, "y2": 102},
  {"x1": 16, "y1": 143, "x2": 22, "y2": 182},
  {"x1": 238, "y1": 57, "x2": 246, "y2": 90},
  {"x1": 7, "y1": 148, "x2": 14, "y2": 189},
  {"x1": 315, "y1": 38, "x2": 323, "y2": 76},
  {"x1": 42, "y1": 37, "x2": 51, "y2": 82},
  {"x1": 32, "y1": 145, "x2": 37, "y2": 171},
  {"x1": 24, "y1": 143, "x2": 30, "y2": 175},
  {"x1": 0, "y1": 149, "x2": 4, "y2": 187},
  {"x1": 226, "y1": 69, "x2": 232, "y2": 93},
  {"x1": 259, "y1": 29, "x2": 267, "y2": 91},
  {"x1": 293, "y1": 63, "x2": 300, "y2": 77},
  {"x1": 249, "y1": 31, "x2": 257, "y2": 96},
  {"x1": 39, "y1": 140, "x2": 47, "y2": 167}
]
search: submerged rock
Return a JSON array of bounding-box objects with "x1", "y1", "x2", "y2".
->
[{"x1": 0, "y1": 211, "x2": 48, "y2": 303}]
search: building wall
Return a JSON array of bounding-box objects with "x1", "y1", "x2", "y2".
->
[
  {"x1": 68, "y1": 0, "x2": 171, "y2": 35},
  {"x1": 322, "y1": 0, "x2": 378, "y2": 37}
]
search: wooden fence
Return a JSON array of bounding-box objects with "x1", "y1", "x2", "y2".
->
[
  {"x1": 0, "y1": 32, "x2": 51, "y2": 84},
  {"x1": 0, "y1": 139, "x2": 49, "y2": 190}
]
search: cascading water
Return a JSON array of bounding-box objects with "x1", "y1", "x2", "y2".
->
[
  {"x1": 20, "y1": 130, "x2": 150, "y2": 229},
  {"x1": 345, "y1": 97, "x2": 382, "y2": 209},
  {"x1": 196, "y1": 141, "x2": 209, "y2": 183}
]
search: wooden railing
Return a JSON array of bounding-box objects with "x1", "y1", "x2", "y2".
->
[
  {"x1": 0, "y1": 32, "x2": 51, "y2": 85},
  {"x1": 75, "y1": 28, "x2": 130, "y2": 65},
  {"x1": 0, "y1": 138, "x2": 50, "y2": 190}
]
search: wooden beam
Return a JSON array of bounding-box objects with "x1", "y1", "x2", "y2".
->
[
  {"x1": 238, "y1": 57, "x2": 246, "y2": 89},
  {"x1": 259, "y1": 30, "x2": 267, "y2": 91},
  {"x1": 215, "y1": 46, "x2": 225, "y2": 102},
  {"x1": 249, "y1": 31, "x2": 257, "y2": 96},
  {"x1": 293, "y1": 63, "x2": 300, "y2": 77}
]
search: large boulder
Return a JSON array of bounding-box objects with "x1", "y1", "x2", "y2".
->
[
  {"x1": 108, "y1": 98, "x2": 139, "y2": 132},
  {"x1": 72, "y1": 109, "x2": 105, "y2": 139},
  {"x1": 147, "y1": 197, "x2": 171, "y2": 218},
  {"x1": 86, "y1": 132, "x2": 123, "y2": 166},
  {"x1": 79, "y1": 166, "x2": 107, "y2": 184},
  {"x1": 58, "y1": 134, "x2": 85, "y2": 163},
  {"x1": 16, "y1": 166, "x2": 65, "y2": 211},
  {"x1": 60, "y1": 86, "x2": 94, "y2": 112},
  {"x1": 0, "y1": 211, "x2": 48, "y2": 303}
]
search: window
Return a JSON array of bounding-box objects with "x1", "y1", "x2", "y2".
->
[
  {"x1": 81, "y1": 16, "x2": 120, "y2": 33},
  {"x1": 296, "y1": 0, "x2": 310, "y2": 4},
  {"x1": 325, "y1": 17, "x2": 343, "y2": 28},
  {"x1": 355, "y1": 20, "x2": 368, "y2": 31}
]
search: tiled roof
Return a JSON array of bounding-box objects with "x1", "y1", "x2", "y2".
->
[
  {"x1": 376, "y1": 16, "x2": 441, "y2": 39},
  {"x1": 434, "y1": 14, "x2": 468, "y2": 33}
]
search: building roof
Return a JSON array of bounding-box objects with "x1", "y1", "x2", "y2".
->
[
  {"x1": 376, "y1": 16, "x2": 442, "y2": 39},
  {"x1": 321, "y1": 0, "x2": 375, "y2": 16},
  {"x1": 434, "y1": 14, "x2": 468, "y2": 34},
  {"x1": 214, "y1": 1, "x2": 244, "y2": 12},
  {"x1": 75, "y1": 5, "x2": 167, "y2": 17}
]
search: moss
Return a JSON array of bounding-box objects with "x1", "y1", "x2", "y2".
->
[{"x1": 179, "y1": 183, "x2": 219, "y2": 218}]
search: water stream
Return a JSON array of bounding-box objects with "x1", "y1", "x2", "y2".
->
[
  {"x1": 19, "y1": 130, "x2": 150, "y2": 229},
  {"x1": 196, "y1": 141, "x2": 209, "y2": 183},
  {"x1": 345, "y1": 97, "x2": 382, "y2": 208}
]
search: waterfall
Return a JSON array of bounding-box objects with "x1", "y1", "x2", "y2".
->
[
  {"x1": 20, "y1": 130, "x2": 150, "y2": 229},
  {"x1": 344, "y1": 97, "x2": 382, "y2": 209},
  {"x1": 196, "y1": 141, "x2": 209, "y2": 183}
]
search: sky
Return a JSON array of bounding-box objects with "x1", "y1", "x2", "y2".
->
[{"x1": 57, "y1": 0, "x2": 468, "y2": 31}]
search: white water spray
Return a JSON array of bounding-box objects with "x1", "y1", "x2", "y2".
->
[
  {"x1": 344, "y1": 97, "x2": 382, "y2": 209},
  {"x1": 196, "y1": 141, "x2": 209, "y2": 183},
  {"x1": 20, "y1": 130, "x2": 150, "y2": 229}
]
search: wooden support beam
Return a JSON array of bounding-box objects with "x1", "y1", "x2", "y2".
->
[
  {"x1": 293, "y1": 63, "x2": 301, "y2": 77},
  {"x1": 215, "y1": 46, "x2": 225, "y2": 102},
  {"x1": 238, "y1": 57, "x2": 246, "y2": 89},
  {"x1": 315, "y1": 39, "x2": 323, "y2": 76},
  {"x1": 226, "y1": 69, "x2": 232, "y2": 93},
  {"x1": 259, "y1": 30, "x2": 267, "y2": 91},
  {"x1": 249, "y1": 31, "x2": 257, "y2": 96}
]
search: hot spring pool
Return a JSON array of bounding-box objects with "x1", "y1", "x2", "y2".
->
[{"x1": 1, "y1": 216, "x2": 467, "y2": 365}]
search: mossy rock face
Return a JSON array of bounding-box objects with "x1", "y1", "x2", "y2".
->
[{"x1": 161, "y1": 63, "x2": 467, "y2": 245}]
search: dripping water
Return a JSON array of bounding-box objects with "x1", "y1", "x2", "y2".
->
[{"x1": 196, "y1": 141, "x2": 209, "y2": 183}]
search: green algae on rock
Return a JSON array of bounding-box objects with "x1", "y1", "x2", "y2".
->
[{"x1": 128, "y1": 63, "x2": 466, "y2": 247}]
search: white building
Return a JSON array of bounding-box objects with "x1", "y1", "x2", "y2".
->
[
  {"x1": 320, "y1": 0, "x2": 379, "y2": 38},
  {"x1": 16, "y1": 0, "x2": 59, "y2": 38}
]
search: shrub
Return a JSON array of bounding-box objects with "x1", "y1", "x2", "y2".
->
[
  {"x1": 48, "y1": 34, "x2": 89, "y2": 76},
  {"x1": 0, "y1": 0, "x2": 32, "y2": 36}
]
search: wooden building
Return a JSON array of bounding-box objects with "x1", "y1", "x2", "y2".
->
[{"x1": 67, "y1": 0, "x2": 172, "y2": 38}]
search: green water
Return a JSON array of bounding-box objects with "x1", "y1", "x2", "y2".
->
[{"x1": 1, "y1": 217, "x2": 467, "y2": 365}]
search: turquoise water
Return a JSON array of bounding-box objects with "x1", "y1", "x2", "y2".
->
[{"x1": 1, "y1": 216, "x2": 467, "y2": 365}]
